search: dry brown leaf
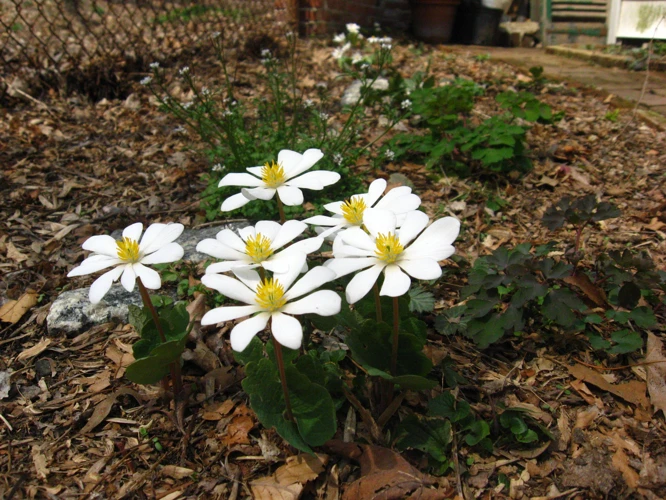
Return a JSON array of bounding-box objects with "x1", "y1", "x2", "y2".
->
[
  {"x1": 16, "y1": 337, "x2": 51, "y2": 362},
  {"x1": 250, "y1": 454, "x2": 328, "y2": 500},
  {"x1": 562, "y1": 273, "x2": 608, "y2": 307},
  {"x1": 6, "y1": 241, "x2": 29, "y2": 262},
  {"x1": 32, "y1": 445, "x2": 50, "y2": 479},
  {"x1": 645, "y1": 332, "x2": 666, "y2": 416},
  {"x1": 568, "y1": 363, "x2": 649, "y2": 408},
  {"x1": 612, "y1": 448, "x2": 640, "y2": 488},
  {"x1": 162, "y1": 465, "x2": 195, "y2": 480},
  {"x1": 220, "y1": 404, "x2": 255, "y2": 447},
  {"x1": 0, "y1": 292, "x2": 38, "y2": 324},
  {"x1": 79, "y1": 388, "x2": 141, "y2": 434}
]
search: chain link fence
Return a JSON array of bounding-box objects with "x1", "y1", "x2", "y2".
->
[{"x1": 0, "y1": 0, "x2": 291, "y2": 72}]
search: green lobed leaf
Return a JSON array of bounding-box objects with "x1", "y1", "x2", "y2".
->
[
  {"x1": 464, "y1": 419, "x2": 490, "y2": 446},
  {"x1": 607, "y1": 329, "x2": 643, "y2": 354},
  {"x1": 408, "y1": 286, "x2": 435, "y2": 313},
  {"x1": 394, "y1": 415, "x2": 452, "y2": 463},
  {"x1": 429, "y1": 392, "x2": 471, "y2": 422}
]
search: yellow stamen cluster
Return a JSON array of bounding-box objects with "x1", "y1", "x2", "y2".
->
[
  {"x1": 261, "y1": 160, "x2": 286, "y2": 188},
  {"x1": 245, "y1": 233, "x2": 274, "y2": 263},
  {"x1": 255, "y1": 278, "x2": 287, "y2": 312},
  {"x1": 341, "y1": 196, "x2": 367, "y2": 226},
  {"x1": 374, "y1": 232, "x2": 404, "y2": 264},
  {"x1": 116, "y1": 237, "x2": 140, "y2": 262}
]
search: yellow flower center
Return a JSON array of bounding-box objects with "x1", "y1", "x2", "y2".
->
[
  {"x1": 255, "y1": 278, "x2": 287, "y2": 312},
  {"x1": 261, "y1": 160, "x2": 286, "y2": 188},
  {"x1": 116, "y1": 237, "x2": 140, "y2": 262},
  {"x1": 374, "y1": 232, "x2": 404, "y2": 264},
  {"x1": 245, "y1": 233, "x2": 274, "y2": 263},
  {"x1": 341, "y1": 196, "x2": 367, "y2": 226}
]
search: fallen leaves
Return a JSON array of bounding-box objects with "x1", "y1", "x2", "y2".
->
[
  {"x1": 0, "y1": 292, "x2": 38, "y2": 324},
  {"x1": 250, "y1": 454, "x2": 328, "y2": 500},
  {"x1": 567, "y1": 363, "x2": 649, "y2": 408},
  {"x1": 645, "y1": 332, "x2": 666, "y2": 416},
  {"x1": 79, "y1": 388, "x2": 142, "y2": 434}
]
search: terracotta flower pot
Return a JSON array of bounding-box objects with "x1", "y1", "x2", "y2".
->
[{"x1": 411, "y1": 0, "x2": 461, "y2": 44}]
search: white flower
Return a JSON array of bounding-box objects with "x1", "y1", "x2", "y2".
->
[
  {"x1": 332, "y1": 43, "x2": 351, "y2": 60},
  {"x1": 333, "y1": 153, "x2": 343, "y2": 166},
  {"x1": 384, "y1": 149, "x2": 395, "y2": 160},
  {"x1": 149, "y1": 62, "x2": 160, "y2": 69},
  {"x1": 304, "y1": 99, "x2": 314, "y2": 108},
  {"x1": 333, "y1": 33, "x2": 346, "y2": 44},
  {"x1": 218, "y1": 149, "x2": 339, "y2": 211},
  {"x1": 325, "y1": 209, "x2": 460, "y2": 304},
  {"x1": 351, "y1": 52, "x2": 364, "y2": 65},
  {"x1": 212, "y1": 163, "x2": 224, "y2": 172},
  {"x1": 261, "y1": 48, "x2": 271, "y2": 58},
  {"x1": 67, "y1": 222, "x2": 184, "y2": 304},
  {"x1": 140, "y1": 76, "x2": 152, "y2": 85},
  {"x1": 401, "y1": 99, "x2": 412, "y2": 110},
  {"x1": 346, "y1": 23, "x2": 360, "y2": 34},
  {"x1": 200, "y1": 262, "x2": 341, "y2": 351},
  {"x1": 197, "y1": 220, "x2": 322, "y2": 275},
  {"x1": 319, "y1": 112, "x2": 329, "y2": 120},
  {"x1": 303, "y1": 178, "x2": 421, "y2": 239},
  {"x1": 179, "y1": 66, "x2": 190, "y2": 75}
]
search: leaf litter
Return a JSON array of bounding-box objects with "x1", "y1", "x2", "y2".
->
[{"x1": 0, "y1": 34, "x2": 665, "y2": 499}]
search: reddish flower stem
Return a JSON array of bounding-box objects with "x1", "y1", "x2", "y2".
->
[{"x1": 272, "y1": 334, "x2": 295, "y2": 422}]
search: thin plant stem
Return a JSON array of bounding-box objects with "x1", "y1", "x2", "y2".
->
[
  {"x1": 137, "y1": 278, "x2": 183, "y2": 398},
  {"x1": 277, "y1": 197, "x2": 286, "y2": 224},
  {"x1": 390, "y1": 296, "x2": 400, "y2": 377},
  {"x1": 272, "y1": 335, "x2": 295, "y2": 422},
  {"x1": 373, "y1": 283, "x2": 383, "y2": 323}
]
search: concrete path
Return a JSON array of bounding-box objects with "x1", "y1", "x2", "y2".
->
[{"x1": 449, "y1": 46, "x2": 666, "y2": 128}]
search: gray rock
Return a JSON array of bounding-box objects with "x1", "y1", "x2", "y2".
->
[
  {"x1": 48, "y1": 221, "x2": 249, "y2": 336},
  {"x1": 341, "y1": 78, "x2": 389, "y2": 107}
]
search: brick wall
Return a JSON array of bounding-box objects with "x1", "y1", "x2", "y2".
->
[{"x1": 297, "y1": 0, "x2": 411, "y2": 36}]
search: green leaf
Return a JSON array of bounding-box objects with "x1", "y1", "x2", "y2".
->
[
  {"x1": 587, "y1": 332, "x2": 612, "y2": 351},
  {"x1": 630, "y1": 307, "x2": 656, "y2": 328},
  {"x1": 125, "y1": 357, "x2": 171, "y2": 384},
  {"x1": 233, "y1": 336, "x2": 265, "y2": 366},
  {"x1": 394, "y1": 415, "x2": 452, "y2": 462},
  {"x1": 467, "y1": 314, "x2": 506, "y2": 348},
  {"x1": 464, "y1": 419, "x2": 490, "y2": 446},
  {"x1": 608, "y1": 329, "x2": 643, "y2": 354},
  {"x1": 542, "y1": 288, "x2": 585, "y2": 328},
  {"x1": 408, "y1": 286, "x2": 435, "y2": 313},
  {"x1": 429, "y1": 392, "x2": 471, "y2": 422},
  {"x1": 618, "y1": 281, "x2": 641, "y2": 309}
]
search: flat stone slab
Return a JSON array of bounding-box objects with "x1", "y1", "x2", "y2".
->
[{"x1": 47, "y1": 220, "x2": 248, "y2": 337}]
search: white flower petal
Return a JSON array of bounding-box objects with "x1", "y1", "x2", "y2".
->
[
  {"x1": 398, "y1": 258, "x2": 442, "y2": 280},
  {"x1": 284, "y1": 266, "x2": 336, "y2": 301},
  {"x1": 120, "y1": 264, "x2": 137, "y2": 292},
  {"x1": 238, "y1": 226, "x2": 256, "y2": 241},
  {"x1": 276, "y1": 185, "x2": 304, "y2": 206},
  {"x1": 222, "y1": 193, "x2": 252, "y2": 211},
  {"x1": 232, "y1": 268, "x2": 262, "y2": 293},
  {"x1": 363, "y1": 208, "x2": 397, "y2": 238},
  {"x1": 318, "y1": 225, "x2": 345, "y2": 239},
  {"x1": 277, "y1": 149, "x2": 305, "y2": 176},
  {"x1": 402, "y1": 217, "x2": 460, "y2": 261},
  {"x1": 261, "y1": 257, "x2": 290, "y2": 274},
  {"x1": 217, "y1": 228, "x2": 247, "y2": 252},
  {"x1": 323, "y1": 201, "x2": 344, "y2": 215},
  {"x1": 270, "y1": 220, "x2": 307, "y2": 249},
  {"x1": 281, "y1": 148, "x2": 323, "y2": 179},
  {"x1": 366, "y1": 178, "x2": 388, "y2": 207},
  {"x1": 286, "y1": 236, "x2": 323, "y2": 255},
  {"x1": 271, "y1": 312, "x2": 303, "y2": 350},
  {"x1": 205, "y1": 261, "x2": 253, "y2": 274},
  {"x1": 140, "y1": 223, "x2": 184, "y2": 254},
  {"x1": 218, "y1": 172, "x2": 263, "y2": 187},
  {"x1": 303, "y1": 215, "x2": 339, "y2": 226},
  {"x1": 272, "y1": 253, "x2": 307, "y2": 290},
  {"x1": 286, "y1": 171, "x2": 340, "y2": 190},
  {"x1": 201, "y1": 305, "x2": 261, "y2": 326},
  {"x1": 346, "y1": 263, "x2": 385, "y2": 304},
  {"x1": 324, "y1": 256, "x2": 375, "y2": 278},
  {"x1": 231, "y1": 312, "x2": 270, "y2": 352},
  {"x1": 201, "y1": 274, "x2": 256, "y2": 304},
  {"x1": 67, "y1": 255, "x2": 121, "y2": 277},
  {"x1": 123, "y1": 222, "x2": 143, "y2": 242},
  {"x1": 376, "y1": 192, "x2": 421, "y2": 214},
  {"x1": 242, "y1": 187, "x2": 276, "y2": 201},
  {"x1": 134, "y1": 263, "x2": 161, "y2": 289},
  {"x1": 140, "y1": 242, "x2": 184, "y2": 265},
  {"x1": 340, "y1": 227, "x2": 375, "y2": 251},
  {"x1": 89, "y1": 266, "x2": 123, "y2": 304},
  {"x1": 255, "y1": 220, "x2": 282, "y2": 242},
  {"x1": 398, "y1": 211, "x2": 429, "y2": 247},
  {"x1": 283, "y1": 290, "x2": 341, "y2": 316},
  {"x1": 375, "y1": 185, "x2": 413, "y2": 207},
  {"x1": 196, "y1": 238, "x2": 246, "y2": 260},
  {"x1": 380, "y1": 264, "x2": 411, "y2": 297},
  {"x1": 82, "y1": 235, "x2": 120, "y2": 257},
  {"x1": 137, "y1": 223, "x2": 165, "y2": 253},
  {"x1": 246, "y1": 166, "x2": 264, "y2": 177}
]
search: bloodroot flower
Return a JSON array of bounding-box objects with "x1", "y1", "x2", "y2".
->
[
  {"x1": 200, "y1": 260, "x2": 341, "y2": 352},
  {"x1": 218, "y1": 149, "x2": 340, "y2": 211},
  {"x1": 303, "y1": 178, "x2": 421, "y2": 238},
  {"x1": 196, "y1": 220, "x2": 322, "y2": 275},
  {"x1": 67, "y1": 222, "x2": 184, "y2": 304},
  {"x1": 325, "y1": 208, "x2": 460, "y2": 304}
]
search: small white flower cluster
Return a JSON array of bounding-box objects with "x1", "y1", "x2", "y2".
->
[
  {"x1": 333, "y1": 153, "x2": 343, "y2": 166},
  {"x1": 333, "y1": 32, "x2": 346, "y2": 44},
  {"x1": 182, "y1": 101, "x2": 193, "y2": 110},
  {"x1": 140, "y1": 76, "x2": 152, "y2": 86},
  {"x1": 304, "y1": 99, "x2": 314, "y2": 108},
  {"x1": 319, "y1": 112, "x2": 329, "y2": 120},
  {"x1": 346, "y1": 23, "x2": 360, "y2": 34},
  {"x1": 260, "y1": 48, "x2": 272, "y2": 65},
  {"x1": 367, "y1": 36, "x2": 392, "y2": 45},
  {"x1": 179, "y1": 66, "x2": 190, "y2": 76},
  {"x1": 401, "y1": 99, "x2": 412, "y2": 110},
  {"x1": 384, "y1": 149, "x2": 395, "y2": 161},
  {"x1": 149, "y1": 62, "x2": 160, "y2": 69},
  {"x1": 211, "y1": 31, "x2": 221, "y2": 39},
  {"x1": 332, "y1": 43, "x2": 351, "y2": 60},
  {"x1": 212, "y1": 163, "x2": 224, "y2": 172},
  {"x1": 201, "y1": 86, "x2": 211, "y2": 97}
]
